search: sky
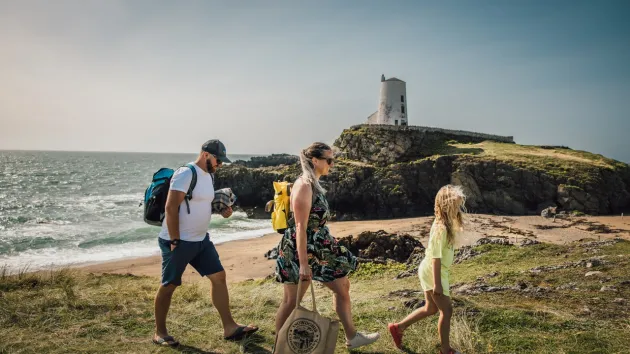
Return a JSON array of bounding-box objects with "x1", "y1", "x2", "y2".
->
[{"x1": 1, "y1": 1, "x2": 629, "y2": 162}]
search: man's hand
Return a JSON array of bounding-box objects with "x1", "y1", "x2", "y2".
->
[
  {"x1": 170, "y1": 244, "x2": 177, "y2": 252},
  {"x1": 221, "y1": 206, "x2": 233, "y2": 218}
]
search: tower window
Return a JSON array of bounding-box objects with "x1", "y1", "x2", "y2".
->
[
  {"x1": 401, "y1": 95, "x2": 405, "y2": 103},
  {"x1": 395, "y1": 120, "x2": 398, "y2": 126},
  {"x1": 402, "y1": 121, "x2": 407, "y2": 126},
  {"x1": 401, "y1": 105, "x2": 405, "y2": 114}
]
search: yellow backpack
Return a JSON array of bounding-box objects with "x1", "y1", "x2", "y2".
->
[{"x1": 267, "y1": 181, "x2": 292, "y2": 234}]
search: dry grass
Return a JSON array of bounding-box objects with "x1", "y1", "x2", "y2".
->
[
  {"x1": 1, "y1": 240, "x2": 629, "y2": 353},
  {"x1": 452, "y1": 141, "x2": 622, "y2": 169}
]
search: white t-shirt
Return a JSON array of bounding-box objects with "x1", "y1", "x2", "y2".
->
[{"x1": 158, "y1": 163, "x2": 215, "y2": 242}]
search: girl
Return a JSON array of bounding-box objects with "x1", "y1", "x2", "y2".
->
[
  {"x1": 388, "y1": 184, "x2": 466, "y2": 354},
  {"x1": 274, "y1": 142, "x2": 380, "y2": 350}
]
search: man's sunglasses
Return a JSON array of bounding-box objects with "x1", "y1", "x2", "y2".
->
[{"x1": 210, "y1": 154, "x2": 223, "y2": 165}]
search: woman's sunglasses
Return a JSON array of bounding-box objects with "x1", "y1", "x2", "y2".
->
[{"x1": 318, "y1": 157, "x2": 334, "y2": 165}]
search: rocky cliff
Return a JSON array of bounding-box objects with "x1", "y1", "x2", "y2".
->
[
  {"x1": 231, "y1": 154, "x2": 298, "y2": 168},
  {"x1": 216, "y1": 125, "x2": 630, "y2": 219}
]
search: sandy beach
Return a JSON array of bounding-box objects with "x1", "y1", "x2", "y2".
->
[{"x1": 79, "y1": 214, "x2": 630, "y2": 284}]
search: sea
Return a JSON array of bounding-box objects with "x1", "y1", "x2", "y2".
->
[{"x1": 0, "y1": 150, "x2": 274, "y2": 272}]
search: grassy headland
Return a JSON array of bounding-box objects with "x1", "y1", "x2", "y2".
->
[{"x1": 2, "y1": 238, "x2": 629, "y2": 353}]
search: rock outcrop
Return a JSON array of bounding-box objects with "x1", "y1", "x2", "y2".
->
[
  {"x1": 335, "y1": 124, "x2": 513, "y2": 166},
  {"x1": 263, "y1": 230, "x2": 424, "y2": 264},
  {"x1": 232, "y1": 154, "x2": 298, "y2": 168},
  {"x1": 336, "y1": 230, "x2": 424, "y2": 263},
  {"x1": 216, "y1": 125, "x2": 630, "y2": 218}
]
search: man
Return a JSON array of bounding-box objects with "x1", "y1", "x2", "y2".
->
[{"x1": 152, "y1": 139, "x2": 258, "y2": 347}]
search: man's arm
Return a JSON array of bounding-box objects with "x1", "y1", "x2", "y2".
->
[
  {"x1": 164, "y1": 168, "x2": 193, "y2": 250},
  {"x1": 165, "y1": 189, "x2": 186, "y2": 244}
]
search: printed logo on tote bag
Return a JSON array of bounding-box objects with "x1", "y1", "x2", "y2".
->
[{"x1": 287, "y1": 318, "x2": 322, "y2": 353}]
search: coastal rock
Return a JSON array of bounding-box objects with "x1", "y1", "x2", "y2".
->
[
  {"x1": 556, "y1": 283, "x2": 578, "y2": 290},
  {"x1": 264, "y1": 231, "x2": 424, "y2": 264},
  {"x1": 395, "y1": 247, "x2": 426, "y2": 279},
  {"x1": 454, "y1": 246, "x2": 483, "y2": 264},
  {"x1": 337, "y1": 230, "x2": 424, "y2": 263},
  {"x1": 232, "y1": 154, "x2": 299, "y2": 168},
  {"x1": 403, "y1": 298, "x2": 426, "y2": 310},
  {"x1": 527, "y1": 257, "x2": 609, "y2": 274},
  {"x1": 334, "y1": 124, "x2": 512, "y2": 166},
  {"x1": 475, "y1": 237, "x2": 512, "y2": 246},
  {"x1": 585, "y1": 271, "x2": 604, "y2": 277},
  {"x1": 215, "y1": 125, "x2": 630, "y2": 218},
  {"x1": 600, "y1": 285, "x2": 618, "y2": 292},
  {"x1": 451, "y1": 282, "x2": 512, "y2": 295},
  {"x1": 520, "y1": 239, "x2": 541, "y2": 247}
]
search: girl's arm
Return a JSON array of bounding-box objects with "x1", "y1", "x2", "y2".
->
[{"x1": 432, "y1": 258, "x2": 443, "y2": 295}]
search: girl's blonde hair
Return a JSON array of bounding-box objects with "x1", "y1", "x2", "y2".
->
[{"x1": 434, "y1": 184, "x2": 467, "y2": 245}]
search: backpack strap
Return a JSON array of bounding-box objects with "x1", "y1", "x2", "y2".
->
[{"x1": 182, "y1": 163, "x2": 197, "y2": 214}]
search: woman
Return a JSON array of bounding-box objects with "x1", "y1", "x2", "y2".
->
[{"x1": 274, "y1": 142, "x2": 380, "y2": 350}]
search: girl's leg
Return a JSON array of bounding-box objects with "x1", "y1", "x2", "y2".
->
[
  {"x1": 427, "y1": 290, "x2": 453, "y2": 354},
  {"x1": 397, "y1": 291, "x2": 439, "y2": 331},
  {"x1": 275, "y1": 281, "x2": 310, "y2": 334}
]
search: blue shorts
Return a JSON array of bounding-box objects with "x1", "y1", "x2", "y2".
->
[{"x1": 158, "y1": 234, "x2": 224, "y2": 286}]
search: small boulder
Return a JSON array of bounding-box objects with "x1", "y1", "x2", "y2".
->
[
  {"x1": 600, "y1": 285, "x2": 618, "y2": 292},
  {"x1": 556, "y1": 283, "x2": 578, "y2": 290},
  {"x1": 585, "y1": 271, "x2": 604, "y2": 277},
  {"x1": 520, "y1": 239, "x2": 541, "y2": 247},
  {"x1": 475, "y1": 237, "x2": 512, "y2": 246}
]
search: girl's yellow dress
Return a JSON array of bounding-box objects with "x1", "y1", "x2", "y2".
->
[{"x1": 418, "y1": 222, "x2": 454, "y2": 296}]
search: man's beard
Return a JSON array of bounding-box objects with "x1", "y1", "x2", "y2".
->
[{"x1": 206, "y1": 159, "x2": 217, "y2": 173}]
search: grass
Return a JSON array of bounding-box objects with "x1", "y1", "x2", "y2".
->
[
  {"x1": 443, "y1": 141, "x2": 629, "y2": 185},
  {"x1": 1, "y1": 240, "x2": 629, "y2": 353}
]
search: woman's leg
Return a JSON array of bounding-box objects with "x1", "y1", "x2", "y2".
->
[
  {"x1": 322, "y1": 277, "x2": 356, "y2": 339},
  {"x1": 275, "y1": 281, "x2": 310, "y2": 334},
  {"x1": 397, "y1": 291, "x2": 439, "y2": 331},
  {"x1": 323, "y1": 276, "x2": 380, "y2": 349},
  {"x1": 427, "y1": 290, "x2": 453, "y2": 354}
]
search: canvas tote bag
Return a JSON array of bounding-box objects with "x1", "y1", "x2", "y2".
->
[{"x1": 274, "y1": 281, "x2": 340, "y2": 354}]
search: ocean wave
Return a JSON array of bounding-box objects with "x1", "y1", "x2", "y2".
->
[
  {"x1": 26, "y1": 218, "x2": 72, "y2": 225},
  {"x1": 77, "y1": 227, "x2": 156, "y2": 249},
  {"x1": 0, "y1": 151, "x2": 267, "y2": 272},
  {"x1": 0, "y1": 222, "x2": 274, "y2": 272}
]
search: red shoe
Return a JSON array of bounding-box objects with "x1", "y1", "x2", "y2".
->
[{"x1": 388, "y1": 323, "x2": 403, "y2": 349}]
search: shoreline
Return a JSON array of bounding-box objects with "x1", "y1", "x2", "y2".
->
[{"x1": 76, "y1": 214, "x2": 630, "y2": 284}]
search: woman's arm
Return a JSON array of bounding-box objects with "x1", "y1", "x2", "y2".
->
[{"x1": 292, "y1": 179, "x2": 313, "y2": 281}]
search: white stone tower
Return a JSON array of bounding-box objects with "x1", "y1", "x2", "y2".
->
[{"x1": 367, "y1": 74, "x2": 407, "y2": 126}]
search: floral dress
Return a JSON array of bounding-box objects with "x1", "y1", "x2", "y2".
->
[{"x1": 275, "y1": 191, "x2": 358, "y2": 284}]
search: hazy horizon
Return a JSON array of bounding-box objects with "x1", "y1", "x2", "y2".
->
[{"x1": 1, "y1": 1, "x2": 629, "y2": 162}]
